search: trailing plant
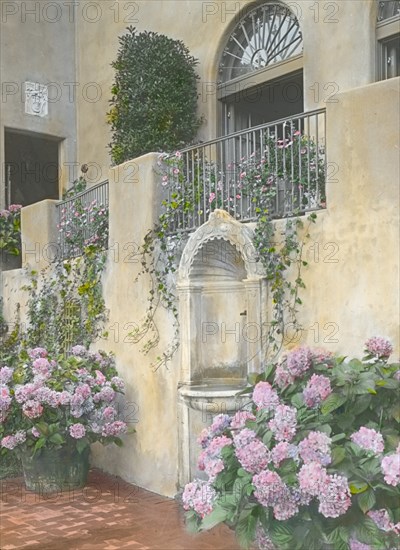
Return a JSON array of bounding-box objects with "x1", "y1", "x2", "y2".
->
[
  {"x1": 108, "y1": 26, "x2": 202, "y2": 164},
  {"x1": 182, "y1": 337, "x2": 400, "y2": 550},
  {"x1": 23, "y1": 247, "x2": 108, "y2": 355},
  {"x1": 132, "y1": 127, "x2": 325, "y2": 367},
  {"x1": 0, "y1": 204, "x2": 22, "y2": 256},
  {"x1": 62, "y1": 175, "x2": 87, "y2": 200}
]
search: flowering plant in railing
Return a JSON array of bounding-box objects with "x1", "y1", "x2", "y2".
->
[
  {"x1": 58, "y1": 198, "x2": 109, "y2": 256},
  {"x1": 158, "y1": 151, "x2": 244, "y2": 234},
  {"x1": 0, "y1": 346, "x2": 129, "y2": 459},
  {"x1": 239, "y1": 127, "x2": 326, "y2": 219},
  {"x1": 183, "y1": 337, "x2": 400, "y2": 550},
  {"x1": 0, "y1": 204, "x2": 22, "y2": 256}
]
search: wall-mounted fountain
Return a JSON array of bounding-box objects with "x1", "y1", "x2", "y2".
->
[{"x1": 177, "y1": 210, "x2": 266, "y2": 486}]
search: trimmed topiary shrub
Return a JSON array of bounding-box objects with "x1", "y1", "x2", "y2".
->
[{"x1": 108, "y1": 26, "x2": 202, "y2": 165}]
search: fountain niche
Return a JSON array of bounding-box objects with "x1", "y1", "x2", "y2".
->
[{"x1": 177, "y1": 210, "x2": 265, "y2": 485}]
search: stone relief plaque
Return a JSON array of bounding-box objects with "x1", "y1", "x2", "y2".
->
[{"x1": 25, "y1": 82, "x2": 48, "y2": 117}]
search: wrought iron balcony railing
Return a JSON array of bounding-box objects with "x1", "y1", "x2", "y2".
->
[
  {"x1": 56, "y1": 180, "x2": 109, "y2": 260},
  {"x1": 160, "y1": 109, "x2": 326, "y2": 235}
]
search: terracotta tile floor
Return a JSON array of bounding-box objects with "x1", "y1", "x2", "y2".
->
[{"x1": 0, "y1": 469, "x2": 240, "y2": 550}]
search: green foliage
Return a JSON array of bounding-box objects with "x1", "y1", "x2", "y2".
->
[
  {"x1": 23, "y1": 250, "x2": 108, "y2": 355},
  {"x1": 108, "y1": 27, "x2": 202, "y2": 164},
  {"x1": 0, "y1": 204, "x2": 22, "y2": 256}
]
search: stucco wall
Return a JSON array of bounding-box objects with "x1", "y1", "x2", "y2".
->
[{"x1": 293, "y1": 77, "x2": 400, "y2": 354}]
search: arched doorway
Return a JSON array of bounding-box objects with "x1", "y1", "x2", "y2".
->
[{"x1": 217, "y1": 2, "x2": 304, "y2": 135}]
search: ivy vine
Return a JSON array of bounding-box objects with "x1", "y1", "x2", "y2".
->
[{"x1": 132, "y1": 126, "x2": 325, "y2": 367}]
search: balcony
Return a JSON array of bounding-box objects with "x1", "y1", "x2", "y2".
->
[{"x1": 159, "y1": 109, "x2": 326, "y2": 235}]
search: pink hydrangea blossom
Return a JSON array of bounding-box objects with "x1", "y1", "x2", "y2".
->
[
  {"x1": 367, "y1": 509, "x2": 399, "y2": 533},
  {"x1": 268, "y1": 404, "x2": 297, "y2": 442},
  {"x1": 286, "y1": 346, "x2": 313, "y2": 377},
  {"x1": 303, "y1": 374, "x2": 332, "y2": 408},
  {"x1": 69, "y1": 423, "x2": 86, "y2": 439},
  {"x1": 255, "y1": 525, "x2": 276, "y2": 550},
  {"x1": 93, "y1": 386, "x2": 115, "y2": 403},
  {"x1": 95, "y1": 370, "x2": 106, "y2": 385},
  {"x1": 71, "y1": 345, "x2": 87, "y2": 356},
  {"x1": 101, "y1": 420, "x2": 127, "y2": 437},
  {"x1": 273, "y1": 490, "x2": 299, "y2": 521},
  {"x1": 102, "y1": 406, "x2": 117, "y2": 421},
  {"x1": 111, "y1": 376, "x2": 125, "y2": 391},
  {"x1": 271, "y1": 441, "x2": 297, "y2": 467},
  {"x1": 253, "y1": 470, "x2": 285, "y2": 507},
  {"x1": 230, "y1": 410, "x2": 256, "y2": 430},
  {"x1": 381, "y1": 449, "x2": 400, "y2": 486},
  {"x1": 318, "y1": 474, "x2": 351, "y2": 518},
  {"x1": 182, "y1": 479, "x2": 216, "y2": 518},
  {"x1": 0, "y1": 366, "x2": 14, "y2": 384},
  {"x1": 274, "y1": 363, "x2": 295, "y2": 388},
  {"x1": 0, "y1": 385, "x2": 12, "y2": 419},
  {"x1": 298, "y1": 431, "x2": 331, "y2": 465},
  {"x1": 1, "y1": 431, "x2": 26, "y2": 449},
  {"x1": 14, "y1": 383, "x2": 38, "y2": 403},
  {"x1": 32, "y1": 358, "x2": 52, "y2": 377},
  {"x1": 197, "y1": 414, "x2": 231, "y2": 449},
  {"x1": 351, "y1": 427, "x2": 384, "y2": 455},
  {"x1": 235, "y1": 439, "x2": 270, "y2": 474},
  {"x1": 365, "y1": 337, "x2": 393, "y2": 359},
  {"x1": 311, "y1": 348, "x2": 334, "y2": 365},
  {"x1": 252, "y1": 381, "x2": 280, "y2": 411},
  {"x1": 298, "y1": 461, "x2": 328, "y2": 496},
  {"x1": 198, "y1": 435, "x2": 232, "y2": 480},
  {"x1": 8, "y1": 204, "x2": 22, "y2": 213},
  {"x1": 28, "y1": 347, "x2": 48, "y2": 359},
  {"x1": 22, "y1": 400, "x2": 43, "y2": 419},
  {"x1": 233, "y1": 428, "x2": 257, "y2": 449}
]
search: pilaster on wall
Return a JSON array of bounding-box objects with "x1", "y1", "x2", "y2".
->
[
  {"x1": 21, "y1": 200, "x2": 59, "y2": 272},
  {"x1": 108, "y1": 153, "x2": 163, "y2": 247}
]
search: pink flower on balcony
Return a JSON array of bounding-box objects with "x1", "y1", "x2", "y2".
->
[{"x1": 209, "y1": 192, "x2": 216, "y2": 203}]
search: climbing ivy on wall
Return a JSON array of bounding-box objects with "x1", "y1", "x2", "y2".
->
[
  {"x1": 107, "y1": 27, "x2": 202, "y2": 165},
  {"x1": 22, "y1": 248, "x2": 108, "y2": 355},
  {"x1": 131, "y1": 150, "x2": 320, "y2": 370}
]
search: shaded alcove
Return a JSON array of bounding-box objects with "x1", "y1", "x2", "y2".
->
[{"x1": 177, "y1": 210, "x2": 266, "y2": 485}]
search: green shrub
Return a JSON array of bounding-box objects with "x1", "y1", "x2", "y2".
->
[{"x1": 108, "y1": 26, "x2": 202, "y2": 164}]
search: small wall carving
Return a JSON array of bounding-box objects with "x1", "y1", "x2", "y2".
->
[{"x1": 25, "y1": 82, "x2": 48, "y2": 117}]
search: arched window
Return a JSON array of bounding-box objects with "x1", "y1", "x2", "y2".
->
[
  {"x1": 219, "y1": 2, "x2": 302, "y2": 83},
  {"x1": 217, "y1": 2, "x2": 304, "y2": 134},
  {"x1": 377, "y1": 1, "x2": 400, "y2": 79}
]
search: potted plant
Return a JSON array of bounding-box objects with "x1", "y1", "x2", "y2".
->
[
  {"x1": 0, "y1": 345, "x2": 129, "y2": 493},
  {"x1": 0, "y1": 204, "x2": 22, "y2": 270},
  {"x1": 182, "y1": 337, "x2": 400, "y2": 549}
]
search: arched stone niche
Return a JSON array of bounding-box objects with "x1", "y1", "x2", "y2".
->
[
  {"x1": 177, "y1": 210, "x2": 266, "y2": 486},
  {"x1": 177, "y1": 209, "x2": 265, "y2": 386}
]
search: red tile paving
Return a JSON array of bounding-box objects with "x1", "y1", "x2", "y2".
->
[{"x1": 0, "y1": 469, "x2": 241, "y2": 550}]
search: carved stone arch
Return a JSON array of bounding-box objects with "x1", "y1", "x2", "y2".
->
[{"x1": 178, "y1": 209, "x2": 262, "y2": 281}]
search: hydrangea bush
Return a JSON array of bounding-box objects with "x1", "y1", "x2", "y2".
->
[
  {"x1": 183, "y1": 338, "x2": 400, "y2": 550},
  {"x1": 0, "y1": 345, "x2": 128, "y2": 459}
]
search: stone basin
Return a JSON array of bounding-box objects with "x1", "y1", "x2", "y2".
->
[{"x1": 178, "y1": 383, "x2": 250, "y2": 413}]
